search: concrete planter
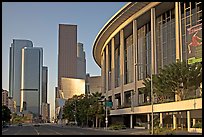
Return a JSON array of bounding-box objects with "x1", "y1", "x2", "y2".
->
[
  {"x1": 189, "y1": 128, "x2": 202, "y2": 133},
  {"x1": 134, "y1": 126, "x2": 146, "y2": 129}
]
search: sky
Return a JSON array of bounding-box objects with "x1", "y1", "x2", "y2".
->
[{"x1": 2, "y1": 2, "x2": 127, "y2": 119}]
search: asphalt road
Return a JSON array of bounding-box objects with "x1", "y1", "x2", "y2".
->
[{"x1": 2, "y1": 123, "x2": 149, "y2": 135}]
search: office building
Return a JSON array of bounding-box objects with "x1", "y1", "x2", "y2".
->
[
  {"x1": 77, "y1": 43, "x2": 86, "y2": 79},
  {"x1": 41, "y1": 103, "x2": 50, "y2": 123},
  {"x1": 56, "y1": 24, "x2": 86, "y2": 119},
  {"x1": 92, "y1": 2, "x2": 202, "y2": 133},
  {"x1": 58, "y1": 24, "x2": 77, "y2": 90},
  {"x1": 20, "y1": 47, "x2": 43, "y2": 116},
  {"x1": 42, "y1": 66, "x2": 48, "y2": 103},
  {"x1": 9, "y1": 39, "x2": 33, "y2": 112},
  {"x1": 2, "y1": 89, "x2": 8, "y2": 106},
  {"x1": 85, "y1": 74, "x2": 102, "y2": 95}
]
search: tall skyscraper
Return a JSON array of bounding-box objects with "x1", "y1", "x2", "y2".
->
[
  {"x1": 58, "y1": 24, "x2": 77, "y2": 90},
  {"x1": 20, "y1": 47, "x2": 43, "y2": 116},
  {"x1": 56, "y1": 24, "x2": 86, "y2": 121},
  {"x1": 9, "y1": 39, "x2": 33, "y2": 112},
  {"x1": 42, "y1": 66, "x2": 48, "y2": 103},
  {"x1": 77, "y1": 43, "x2": 86, "y2": 79}
]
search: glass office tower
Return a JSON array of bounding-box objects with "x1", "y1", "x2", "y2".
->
[{"x1": 9, "y1": 39, "x2": 33, "y2": 112}]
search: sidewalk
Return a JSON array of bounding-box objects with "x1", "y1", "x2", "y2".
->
[
  {"x1": 83, "y1": 127, "x2": 150, "y2": 135},
  {"x1": 84, "y1": 127, "x2": 202, "y2": 135}
]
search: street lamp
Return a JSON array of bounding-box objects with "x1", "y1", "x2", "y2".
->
[
  {"x1": 151, "y1": 69, "x2": 154, "y2": 135},
  {"x1": 98, "y1": 95, "x2": 108, "y2": 130},
  {"x1": 104, "y1": 71, "x2": 111, "y2": 130},
  {"x1": 105, "y1": 97, "x2": 108, "y2": 130}
]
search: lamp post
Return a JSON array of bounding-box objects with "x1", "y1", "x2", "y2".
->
[
  {"x1": 105, "y1": 71, "x2": 111, "y2": 130},
  {"x1": 151, "y1": 70, "x2": 154, "y2": 135},
  {"x1": 105, "y1": 97, "x2": 108, "y2": 130}
]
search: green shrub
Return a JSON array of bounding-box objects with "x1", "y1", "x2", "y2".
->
[
  {"x1": 192, "y1": 122, "x2": 202, "y2": 128},
  {"x1": 153, "y1": 127, "x2": 175, "y2": 135},
  {"x1": 109, "y1": 123, "x2": 126, "y2": 130}
]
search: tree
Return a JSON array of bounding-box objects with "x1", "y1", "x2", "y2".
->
[
  {"x1": 141, "y1": 61, "x2": 202, "y2": 102},
  {"x1": 91, "y1": 92, "x2": 104, "y2": 128},
  {"x1": 63, "y1": 92, "x2": 105, "y2": 128},
  {"x1": 2, "y1": 105, "x2": 11, "y2": 124}
]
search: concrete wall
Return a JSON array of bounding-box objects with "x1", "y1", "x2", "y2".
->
[{"x1": 110, "y1": 98, "x2": 202, "y2": 115}]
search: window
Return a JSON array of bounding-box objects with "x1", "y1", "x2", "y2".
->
[
  {"x1": 114, "y1": 34, "x2": 120, "y2": 87},
  {"x1": 156, "y1": 8, "x2": 176, "y2": 71},
  {"x1": 137, "y1": 23, "x2": 151, "y2": 80},
  {"x1": 124, "y1": 34, "x2": 133, "y2": 84}
]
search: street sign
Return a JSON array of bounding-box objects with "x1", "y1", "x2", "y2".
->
[{"x1": 105, "y1": 101, "x2": 113, "y2": 107}]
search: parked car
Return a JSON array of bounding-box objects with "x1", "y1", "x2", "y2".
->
[
  {"x1": 33, "y1": 123, "x2": 40, "y2": 127},
  {"x1": 18, "y1": 123, "x2": 23, "y2": 126},
  {"x1": 2, "y1": 124, "x2": 9, "y2": 128}
]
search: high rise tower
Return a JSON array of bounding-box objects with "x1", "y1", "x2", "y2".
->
[
  {"x1": 58, "y1": 24, "x2": 77, "y2": 90},
  {"x1": 20, "y1": 47, "x2": 43, "y2": 115},
  {"x1": 9, "y1": 39, "x2": 33, "y2": 112}
]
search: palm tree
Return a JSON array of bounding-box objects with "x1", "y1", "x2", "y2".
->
[{"x1": 91, "y1": 92, "x2": 103, "y2": 128}]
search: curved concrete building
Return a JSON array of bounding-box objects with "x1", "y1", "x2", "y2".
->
[{"x1": 93, "y1": 2, "x2": 202, "y2": 132}]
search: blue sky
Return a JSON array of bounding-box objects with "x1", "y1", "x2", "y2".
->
[{"x1": 2, "y1": 2, "x2": 127, "y2": 118}]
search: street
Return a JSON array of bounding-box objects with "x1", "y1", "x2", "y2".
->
[{"x1": 2, "y1": 123, "x2": 149, "y2": 135}]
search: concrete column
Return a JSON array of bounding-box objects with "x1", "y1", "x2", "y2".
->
[
  {"x1": 193, "y1": 119, "x2": 196, "y2": 127},
  {"x1": 120, "y1": 29, "x2": 125, "y2": 106},
  {"x1": 151, "y1": 8, "x2": 156, "y2": 135},
  {"x1": 151, "y1": 8, "x2": 156, "y2": 74},
  {"x1": 106, "y1": 45, "x2": 109, "y2": 92},
  {"x1": 111, "y1": 38, "x2": 115, "y2": 109},
  {"x1": 173, "y1": 113, "x2": 177, "y2": 129},
  {"x1": 133, "y1": 19, "x2": 138, "y2": 107},
  {"x1": 101, "y1": 53, "x2": 104, "y2": 94},
  {"x1": 160, "y1": 113, "x2": 163, "y2": 128},
  {"x1": 187, "y1": 111, "x2": 191, "y2": 131},
  {"x1": 147, "y1": 114, "x2": 150, "y2": 130},
  {"x1": 175, "y1": 2, "x2": 181, "y2": 61},
  {"x1": 130, "y1": 114, "x2": 133, "y2": 129}
]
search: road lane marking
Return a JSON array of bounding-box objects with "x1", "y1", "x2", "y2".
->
[
  {"x1": 44, "y1": 127, "x2": 63, "y2": 135},
  {"x1": 2, "y1": 129, "x2": 9, "y2": 132},
  {"x1": 14, "y1": 127, "x2": 24, "y2": 135},
  {"x1": 33, "y1": 127, "x2": 40, "y2": 135}
]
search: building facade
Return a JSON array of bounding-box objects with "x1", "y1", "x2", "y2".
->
[
  {"x1": 8, "y1": 97, "x2": 16, "y2": 113},
  {"x1": 85, "y1": 74, "x2": 102, "y2": 95},
  {"x1": 9, "y1": 39, "x2": 33, "y2": 112},
  {"x1": 41, "y1": 103, "x2": 50, "y2": 123},
  {"x1": 58, "y1": 24, "x2": 77, "y2": 90},
  {"x1": 2, "y1": 89, "x2": 9, "y2": 106},
  {"x1": 20, "y1": 47, "x2": 43, "y2": 116},
  {"x1": 77, "y1": 43, "x2": 86, "y2": 79},
  {"x1": 93, "y1": 2, "x2": 202, "y2": 132},
  {"x1": 56, "y1": 24, "x2": 86, "y2": 120},
  {"x1": 42, "y1": 66, "x2": 48, "y2": 103},
  {"x1": 61, "y1": 77, "x2": 85, "y2": 99}
]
